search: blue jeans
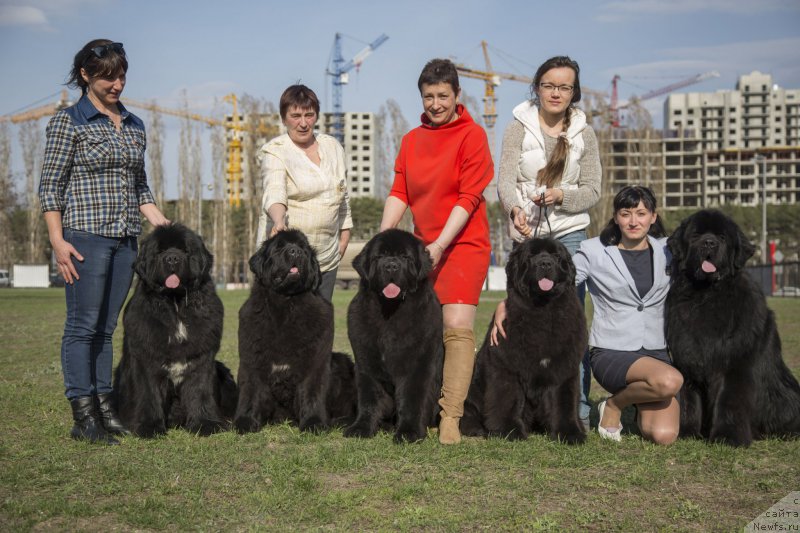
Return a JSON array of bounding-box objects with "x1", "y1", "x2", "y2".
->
[
  {"x1": 557, "y1": 229, "x2": 592, "y2": 425},
  {"x1": 61, "y1": 229, "x2": 137, "y2": 399}
]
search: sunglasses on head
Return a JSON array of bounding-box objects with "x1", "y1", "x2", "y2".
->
[{"x1": 90, "y1": 42, "x2": 124, "y2": 59}]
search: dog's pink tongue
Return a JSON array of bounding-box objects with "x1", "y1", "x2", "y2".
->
[
  {"x1": 165, "y1": 274, "x2": 180, "y2": 289},
  {"x1": 701, "y1": 261, "x2": 717, "y2": 273},
  {"x1": 538, "y1": 278, "x2": 554, "y2": 291},
  {"x1": 290, "y1": 266, "x2": 299, "y2": 274},
  {"x1": 382, "y1": 283, "x2": 401, "y2": 299}
]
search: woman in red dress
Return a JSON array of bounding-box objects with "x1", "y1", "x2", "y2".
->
[{"x1": 380, "y1": 58, "x2": 494, "y2": 444}]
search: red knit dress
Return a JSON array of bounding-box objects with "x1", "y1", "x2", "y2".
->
[{"x1": 390, "y1": 105, "x2": 493, "y2": 305}]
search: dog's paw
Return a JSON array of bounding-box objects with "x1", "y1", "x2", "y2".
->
[
  {"x1": 135, "y1": 421, "x2": 167, "y2": 439},
  {"x1": 459, "y1": 417, "x2": 486, "y2": 437},
  {"x1": 190, "y1": 419, "x2": 226, "y2": 437},
  {"x1": 555, "y1": 427, "x2": 586, "y2": 445},
  {"x1": 343, "y1": 420, "x2": 377, "y2": 439},
  {"x1": 393, "y1": 428, "x2": 426, "y2": 444},
  {"x1": 488, "y1": 425, "x2": 527, "y2": 441},
  {"x1": 299, "y1": 415, "x2": 328, "y2": 433},
  {"x1": 710, "y1": 425, "x2": 752, "y2": 448},
  {"x1": 234, "y1": 415, "x2": 261, "y2": 434}
]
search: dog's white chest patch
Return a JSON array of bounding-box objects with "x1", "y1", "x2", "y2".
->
[
  {"x1": 271, "y1": 363, "x2": 290, "y2": 373},
  {"x1": 540, "y1": 358, "x2": 550, "y2": 368},
  {"x1": 163, "y1": 361, "x2": 190, "y2": 385},
  {"x1": 171, "y1": 320, "x2": 188, "y2": 344}
]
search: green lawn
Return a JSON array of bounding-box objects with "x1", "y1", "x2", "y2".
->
[{"x1": 1, "y1": 288, "x2": 798, "y2": 531}]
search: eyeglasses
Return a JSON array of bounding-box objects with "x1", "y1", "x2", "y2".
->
[
  {"x1": 90, "y1": 42, "x2": 125, "y2": 59},
  {"x1": 539, "y1": 83, "x2": 574, "y2": 94}
]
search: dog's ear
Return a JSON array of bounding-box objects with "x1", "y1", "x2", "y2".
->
[
  {"x1": 557, "y1": 241, "x2": 577, "y2": 287},
  {"x1": 506, "y1": 242, "x2": 529, "y2": 299},
  {"x1": 306, "y1": 242, "x2": 322, "y2": 293},
  {"x1": 416, "y1": 238, "x2": 433, "y2": 282},
  {"x1": 134, "y1": 231, "x2": 158, "y2": 285},
  {"x1": 732, "y1": 221, "x2": 755, "y2": 271},
  {"x1": 353, "y1": 239, "x2": 371, "y2": 281},
  {"x1": 187, "y1": 230, "x2": 212, "y2": 286},
  {"x1": 249, "y1": 238, "x2": 271, "y2": 281},
  {"x1": 667, "y1": 219, "x2": 688, "y2": 275}
]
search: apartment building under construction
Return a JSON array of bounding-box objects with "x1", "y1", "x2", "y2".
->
[{"x1": 606, "y1": 71, "x2": 800, "y2": 209}]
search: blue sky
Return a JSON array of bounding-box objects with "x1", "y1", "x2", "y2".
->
[{"x1": 1, "y1": 0, "x2": 799, "y2": 198}]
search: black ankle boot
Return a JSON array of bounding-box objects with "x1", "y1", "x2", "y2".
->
[
  {"x1": 69, "y1": 396, "x2": 119, "y2": 445},
  {"x1": 95, "y1": 393, "x2": 130, "y2": 436}
]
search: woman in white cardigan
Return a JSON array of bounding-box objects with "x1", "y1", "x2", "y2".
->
[
  {"x1": 493, "y1": 186, "x2": 683, "y2": 445},
  {"x1": 497, "y1": 56, "x2": 601, "y2": 429},
  {"x1": 256, "y1": 85, "x2": 352, "y2": 301}
]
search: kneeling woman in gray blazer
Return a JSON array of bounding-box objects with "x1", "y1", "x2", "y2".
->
[
  {"x1": 492, "y1": 185, "x2": 682, "y2": 444},
  {"x1": 573, "y1": 185, "x2": 682, "y2": 444}
]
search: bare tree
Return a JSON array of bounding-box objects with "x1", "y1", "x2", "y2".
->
[
  {"x1": 19, "y1": 121, "x2": 44, "y2": 263},
  {"x1": 588, "y1": 125, "x2": 614, "y2": 238},
  {"x1": 191, "y1": 124, "x2": 203, "y2": 233},
  {"x1": 209, "y1": 124, "x2": 226, "y2": 284},
  {"x1": 581, "y1": 91, "x2": 612, "y2": 237},
  {"x1": 0, "y1": 123, "x2": 16, "y2": 269},
  {"x1": 237, "y1": 94, "x2": 276, "y2": 282},
  {"x1": 375, "y1": 99, "x2": 408, "y2": 199},
  {"x1": 146, "y1": 106, "x2": 165, "y2": 208}
]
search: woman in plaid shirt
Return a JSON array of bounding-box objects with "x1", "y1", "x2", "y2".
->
[{"x1": 39, "y1": 39, "x2": 169, "y2": 445}]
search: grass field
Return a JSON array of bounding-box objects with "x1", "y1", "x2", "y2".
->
[{"x1": 1, "y1": 288, "x2": 798, "y2": 531}]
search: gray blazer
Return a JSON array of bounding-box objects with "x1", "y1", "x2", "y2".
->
[{"x1": 574, "y1": 235, "x2": 671, "y2": 351}]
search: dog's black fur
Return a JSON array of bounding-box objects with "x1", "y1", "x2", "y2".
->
[
  {"x1": 461, "y1": 238, "x2": 587, "y2": 444},
  {"x1": 667, "y1": 209, "x2": 800, "y2": 446},
  {"x1": 343, "y1": 229, "x2": 443, "y2": 443},
  {"x1": 234, "y1": 229, "x2": 355, "y2": 433},
  {"x1": 115, "y1": 223, "x2": 237, "y2": 437}
]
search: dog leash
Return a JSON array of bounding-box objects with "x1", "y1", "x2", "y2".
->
[{"x1": 531, "y1": 193, "x2": 552, "y2": 239}]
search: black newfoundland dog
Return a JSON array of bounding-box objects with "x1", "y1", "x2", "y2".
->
[
  {"x1": 461, "y1": 238, "x2": 587, "y2": 444},
  {"x1": 115, "y1": 224, "x2": 237, "y2": 437},
  {"x1": 344, "y1": 229, "x2": 443, "y2": 443},
  {"x1": 667, "y1": 209, "x2": 800, "y2": 446},
  {"x1": 234, "y1": 229, "x2": 355, "y2": 433}
]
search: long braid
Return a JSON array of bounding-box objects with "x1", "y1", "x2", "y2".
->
[{"x1": 537, "y1": 107, "x2": 572, "y2": 189}]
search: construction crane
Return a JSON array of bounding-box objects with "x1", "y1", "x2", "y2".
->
[
  {"x1": 0, "y1": 90, "x2": 73, "y2": 123},
  {"x1": 609, "y1": 71, "x2": 720, "y2": 127},
  {"x1": 455, "y1": 41, "x2": 607, "y2": 158},
  {"x1": 1, "y1": 91, "x2": 279, "y2": 207},
  {"x1": 326, "y1": 32, "x2": 388, "y2": 143},
  {"x1": 455, "y1": 41, "x2": 533, "y2": 158}
]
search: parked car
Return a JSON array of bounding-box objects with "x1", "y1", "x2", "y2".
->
[
  {"x1": 0, "y1": 269, "x2": 9, "y2": 288},
  {"x1": 773, "y1": 286, "x2": 800, "y2": 297}
]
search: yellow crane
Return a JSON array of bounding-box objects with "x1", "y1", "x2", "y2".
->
[
  {"x1": 1, "y1": 92, "x2": 278, "y2": 207},
  {"x1": 120, "y1": 94, "x2": 279, "y2": 207}
]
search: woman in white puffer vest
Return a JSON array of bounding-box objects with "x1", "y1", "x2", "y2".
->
[{"x1": 496, "y1": 56, "x2": 601, "y2": 429}]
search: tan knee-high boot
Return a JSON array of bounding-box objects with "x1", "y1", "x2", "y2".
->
[{"x1": 438, "y1": 328, "x2": 476, "y2": 445}]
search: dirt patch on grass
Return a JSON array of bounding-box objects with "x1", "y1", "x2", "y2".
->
[{"x1": 31, "y1": 514, "x2": 138, "y2": 532}]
